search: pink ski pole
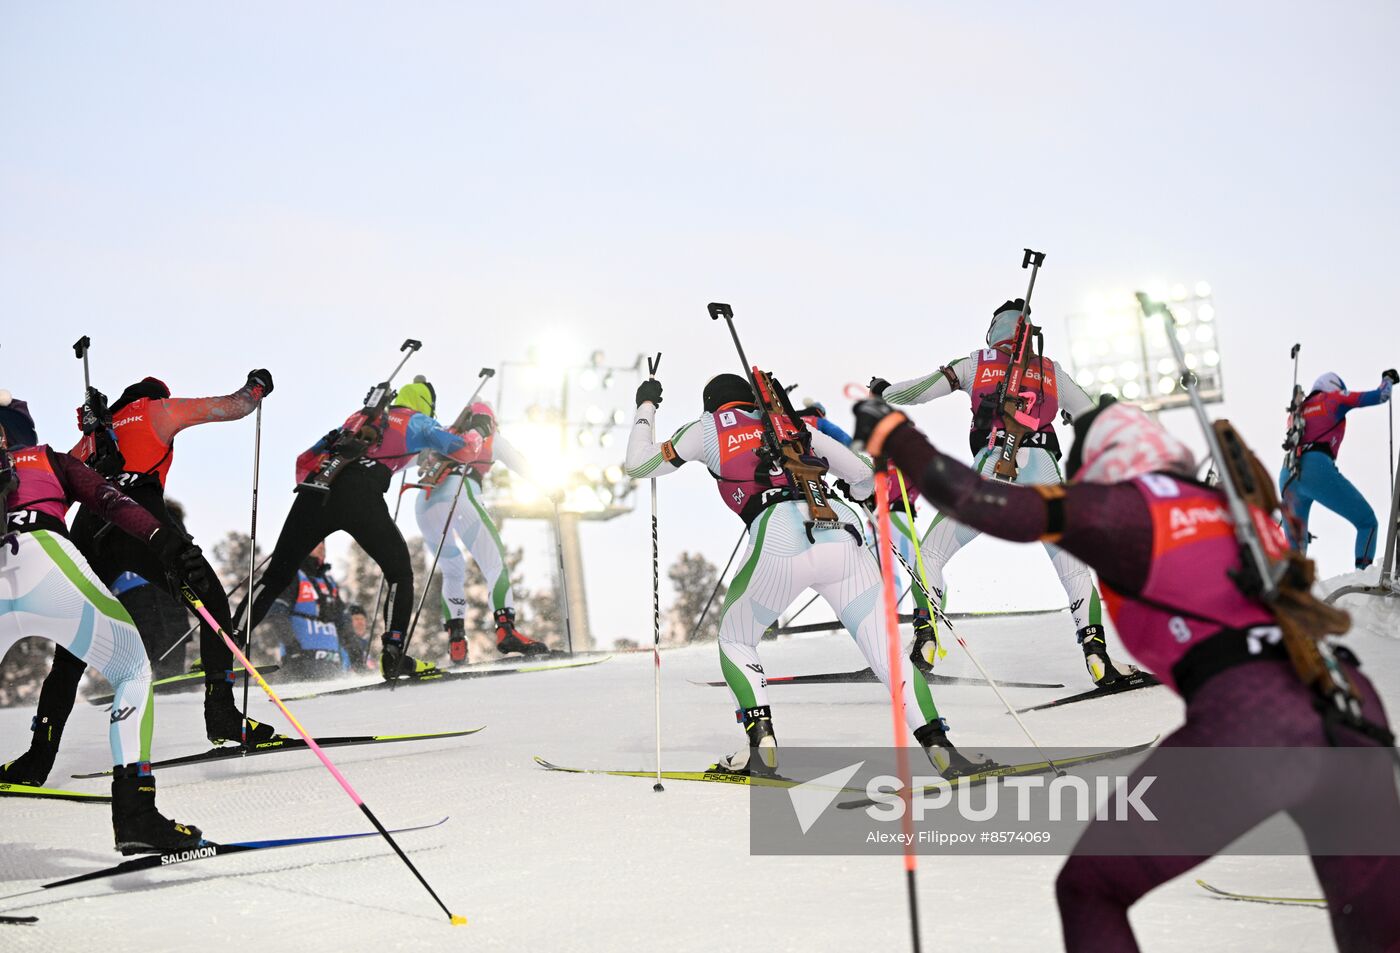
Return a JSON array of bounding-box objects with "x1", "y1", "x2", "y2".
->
[{"x1": 178, "y1": 584, "x2": 466, "y2": 926}]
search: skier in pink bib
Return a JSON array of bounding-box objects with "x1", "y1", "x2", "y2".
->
[
  {"x1": 869, "y1": 299, "x2": 1132, "y2": 687},
  {"x1": 853, "y1": 396, "x2": 1400, "y2": 953},
  {"x1": 626, "y1": 373, "x2": 985, "y2": 779}
]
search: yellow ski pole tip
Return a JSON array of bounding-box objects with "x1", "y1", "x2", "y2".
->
[{"x1": 450, "y1": 915, "x2": 468, "y2": 926}]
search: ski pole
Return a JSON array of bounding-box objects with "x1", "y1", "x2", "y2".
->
[
  {"x1": 550, "y1": 500, "x2": 575, "y2": 655},
  {"x1": 870, "y1": 467, "x2": 923, "y2": 953},
  {"x1": 463, "y1": 367, "x2": 496, "y2": 408},
  {"x1": 72, "y1": 336, "x2": 92, "y2": 390},
  {"x1": 175, "y1": 584, "x2": 465, "y2": 925},
  {"x1": 883, "y1": 532, "x2": 1061, "y2": 772},
  {"x1": 384, "y1": 339, "x2": 423, "y2": 389},
  {"x1": 647, "y1": 352, "x2": 664, "y2": 792},
  {"x1": 692, "y1": 527, "x2": 745, "y2": 638},
  {"x1": 895, "y1": 469, "x2": 946, "y2": 664},
  {"x1": 1386, "y1": 368, "x2": 1397, "y2": 499},
  {"x1": 392, "y1": 469, "x2": 473, "y2": 685},
  {"x1": 240, "y1": 400, "x2": 263, "y2": 740}
]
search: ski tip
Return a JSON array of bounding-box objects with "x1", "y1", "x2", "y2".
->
[{"x1": 449, "y1": 915, "x2": 468, "y2": 926}]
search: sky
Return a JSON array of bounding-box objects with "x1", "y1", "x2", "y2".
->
[{"x1": 3, "y1": 2, "x2": 1397, "y2": 650}]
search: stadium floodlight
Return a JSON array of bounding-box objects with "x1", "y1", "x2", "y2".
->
[
  {"x1": 1064, "y1": 282, "x2": 1224, "y2": 412},
  {"x1": 488, "y1": 344, "x2": 644, "y2": 521}
]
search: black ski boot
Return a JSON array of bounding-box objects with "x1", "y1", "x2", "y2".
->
[
  {"x1": 1079, "y1": 625, "x2": 1138, "y2": 687},
  {"x1": 380, "y1": 631, "x2": 436, "y2": 681},
  {"x1": 111, "y1": 764, "x2": 204, "y2": 855},
  {"x1": 446, "y1": 618, "x2": 469, "y2": 667},
  {"x1": 712, "y1": 706, "x2": 779, "y2": 777},
  {"x1": 915, "y1": 719, "x2": 994, "y2": 780},
  {"x1": 205, "y1": 675, "x2": 283, "y2": 746},
  {"x1": 0, "y1": 715, "x2": 62, "y2": 786},
  {"x1": 494, "y1": 608, "x2": 549, "y2": 657}
]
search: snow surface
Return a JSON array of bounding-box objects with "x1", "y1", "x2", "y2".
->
[{"x1": 3, "y1": 600, "x2": 1398, "y2": 953}]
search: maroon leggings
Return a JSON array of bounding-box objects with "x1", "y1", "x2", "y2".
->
[{"x1": 1056, "y1": 660, "x2": 1400, "y2": 953}]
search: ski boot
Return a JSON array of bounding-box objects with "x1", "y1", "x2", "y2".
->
[
  {"x1": 380, "y1": 631, "x2": 437, "y2": 680},
  {"x1": 711, "y1": 706, "x2": 779, "y2": 777},
  {"x1": 1079, "y1": 625, "x2": 1138, "y2": 688},
  {"x1": 495, "y1": 608, "x2": 549, "y2": 657},
  {"x1": 909, "y1": 607, "x2": 941, "y2": 673},
  {"x1": 204, "y1": 675, "x2": 283, "y2": 746},
  {"x1": 111, "y1": 764, "x2": 204, "y2": 855},
  {"x1": 0, "y1": 715, "x2": 62, "y2": 786},
  {"x1": 915, "y1": 719, "x2": 995, "y2": 780},
  {"x1": 446, "y1": 617, "x2": 469, "y2": 666}
]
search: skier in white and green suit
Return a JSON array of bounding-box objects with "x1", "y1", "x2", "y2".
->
[
  {"x1": 0, "y1": 394, "x2": 208, "y2": 853},
  {"x1": 869, "y1": 299, "x2": 1134, "y2": 688},
  {"x1": 397, "y1": 380, "x2": 549, "y2": 663},
  {"x1": 625, "y1": 372, "x2": 987, "y2": 778}
]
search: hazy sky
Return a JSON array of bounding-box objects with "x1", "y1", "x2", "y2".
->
[{"x1": 3, "y1": 3, "x2": 1397, "y2": 649}]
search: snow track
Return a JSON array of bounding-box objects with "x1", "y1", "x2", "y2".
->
[{"x1": 4, "y1": 605, "x2": 1394, "y2": 952}]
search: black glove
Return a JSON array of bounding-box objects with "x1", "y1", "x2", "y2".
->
[
  {"x1": 851, "y1": 397, "x2": 903, "y2": 450},
  {"x1": 636, "y1": 379, "x2": 663, "y2": 407},
  {"x1": 247, "y1": 368, "x2": 274, "y2": 397},
  {"x1": 1383, "y1": 369, "x2": 1399, "y2": 385},
  {"x1": 909, "y1": 613, "x2": 941, "y2": 674},
  {"x1": 868, "y1": 376, "x2": 890, "y2": 397},
  {"x1": 149, "y1": 527, "x2": 211, "y2": 590},
  {"x1": 77, "y1": 386, "x2": 113, "y2": 432},
  {"x1": 467, "y1": 412, "x2": 495, "y2": 438},
  {"x1": 833, "y1": 478, "x2": 874, "y2": 512}
]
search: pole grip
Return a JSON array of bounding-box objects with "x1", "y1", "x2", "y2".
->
[
  {"x1": 72, "y1": 336, "x2": 91, "y2": 359},
  {"x1": 647, "y1": 353, "x2": 662, "y2": 378},
  {"x1": 707, "y1": 303, "x2": 733, "y2": 321},
  {"x1": 401, "y1": 339, "x2": 422, "y2": 352},
  {"x1": 1021, "y1": 248, "x2": 1045, "y2": 269},
  {"x1": 1291, "y1": 343, "x2": 1302, "y2": 360}
]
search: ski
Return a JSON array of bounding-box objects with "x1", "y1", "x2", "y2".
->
[
  {"x1": 70, "y1": 728, "x2": 484, "y2": 779},
  {"x1": 766, "y1": 607, "x2": 1066, "y2": 637},
  {"x1": 0, "y1": 915, "x2": 37, "y2": 925},
  {"x1": 533, "y1": 756, "x2": 836, "y2": 791},
  {"x1": 0, "y1": 782, "x2": 111, "y2": 804},
  {"x1": 282, "y1": 654, "x2": 612, "y2": 701},
  {"x1": 1195, "y1": 879, "x2": 1325, "y2": 907},
  {"x1": 690, "y1": 669, "x2": 1062, "y2": 689},
  {"x1": 0, "y1": 816, "x2": 448, "y2": 913},
  {"x1": 87, "y1": 665, "x2": 283, "y2": 707},
  {"x1": 534, "y1": 739, "x2": 1155, "y2": 799},
  {"x1": 836, "y1": 738, "x2": 1158, "y2": 809},
  {"x1": 1014, "y1": 671, "x2": 1162, "y2": 713}
]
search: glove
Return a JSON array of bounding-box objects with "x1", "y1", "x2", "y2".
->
[
  {"x1": 1384, "y1": 369, "x2": 1399, "y2": 385},
  {"x1": 636, "y1": 379, "x2": 663, "y2": 408},
  {"x1": 851, "y1": 398, "x2": 906, "y2": 454},
  {"x1": 246, "y1": 368, "x2": 274, "y2": 397},
  {"x1": 75, "y1": 387, "x2": 112, "y2": 432},
  {"x1": 149, "y1": 527, "x2": 211, "y2": 590},
  {"x1": 1380, "y1": 377, "x2": 1394, "y2": 403},
  {"x1": 467, "y1": 412, "x2": 495, "y2": 438},
  {"x1": 833, "y1": 478, "x2": 874, "y2": 511},
  {"x1": 909, "y1": 612, "x2": 942, "y2": 674},
  {"x1": 868, "y1": 377, "x2": 890, "y2": 397}
]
